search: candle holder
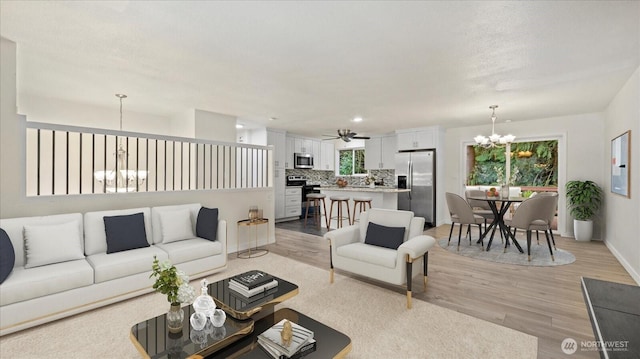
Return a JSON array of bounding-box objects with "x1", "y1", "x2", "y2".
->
[{"x1": 248, "y1": 206, "x2": 259, "y2": 222}]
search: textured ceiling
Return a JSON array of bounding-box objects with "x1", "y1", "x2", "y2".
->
[{"x1": 1, "y1": 1, "x2": 639, "y2": 138}]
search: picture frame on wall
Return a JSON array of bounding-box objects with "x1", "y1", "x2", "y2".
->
[{"x1": 611, "y1": 130, "x2": 631, "y2": 197}]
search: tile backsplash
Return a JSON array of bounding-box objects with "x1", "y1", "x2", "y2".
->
[{"x1": 286, "y1": 169, "x2": 396, "y2": 187}]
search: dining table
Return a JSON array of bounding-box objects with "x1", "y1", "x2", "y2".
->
[{"x1": 467, "y1": 195, "x2": 528, "y2": 252}]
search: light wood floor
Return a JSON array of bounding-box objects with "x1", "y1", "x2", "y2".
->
[{"x1": 265, "y1": 222, "x2": 636, "y2": 359}]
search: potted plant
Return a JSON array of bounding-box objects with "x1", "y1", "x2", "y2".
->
[
  {"x1": 150, "y1": 256, "x2": 196, "y2": 332},
  {"x1": 565, "y1": 180, "x2": 602, "y2": 241}
]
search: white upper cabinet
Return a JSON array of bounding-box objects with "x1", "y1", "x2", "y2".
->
[
  {"x1": 311, "y1": 139, "x2": 321, "y2": 169},
  {"x1": 380, "y1": 135, "x2": 397, "y2": 169},
  {"x1": 365, "y1": 136, "x2": 382, "y2": 169},
  {"x1": 294, "y1": 137, "x2": 313, "y2": 154},
  {"x1": 396, "y1": 127, "x2": 437, "y2": 151},
  {"x1": 266, "y1": 129, "x2": 286, "y2": 169},
  {"x1": 365, "y1": 134, "x2": 397, "y2": 169},
  {"x1": 320, "y1": 141, "x2": 335, "y2": 171}
]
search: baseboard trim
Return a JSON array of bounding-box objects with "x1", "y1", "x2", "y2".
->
[{"x1": 604, "y1": 240, "x2": 640, "y2": 285}]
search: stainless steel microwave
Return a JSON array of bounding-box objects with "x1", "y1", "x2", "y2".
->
[{"x1": 294, "y1": 153, "x2": 314, "y2": 169}]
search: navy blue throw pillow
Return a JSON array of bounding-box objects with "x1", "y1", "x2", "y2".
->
[
  {"x1": 196, "y1": 207, "x2": 219, "y2": 241},
  {"x1": 103, "y1": 212, "x2": 150, "y2": 254},
  {"x1": 364, "y1": 222, "x2": 406, "y2": 250},
  {"x1": 0, "y1": 228, "x2": 15, "y2": 284}
]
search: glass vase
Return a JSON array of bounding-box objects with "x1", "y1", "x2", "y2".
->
[
  {"x1": 167, "y1": 303, "x2": 184, "y2": 333},
  {"x1": 501, "y1": 185, "x2": 510, "y2": 198}
]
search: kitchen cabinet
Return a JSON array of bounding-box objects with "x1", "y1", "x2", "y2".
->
[
  {"x1": 266, "y1": 129, "x2": 286, "y2": 169},
  {"x1": 320, "y1": 141, "x2": 335, "y2": 171},
  {"x1": 365, "y1": 134, "x2": 396, "y2": 169},
  {"x1": 274, "y1": 168, "x2": 286, "y2": 219},
  {"x1": 294, "y1": 137, "x2": 313, "y2": 154},
  {"x1": 396, "y1": 128, "x2": 436, "y2": 151},
  {"x1": 287, "y1": 135, "x2": 323, "y2": 170},
  {"x1": 311, "y1": 139, "x2": 321, "y2": 169},
  {"x1": 284, "y1": 186, "x2": 302, "y2": 218},
  {"x1": 285, "y1": 136, "x2": 295, "y2": 169},
  {"x1": 267, "y1": 129, "x2": 288, "y2": 219}
]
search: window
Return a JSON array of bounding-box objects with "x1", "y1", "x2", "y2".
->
[
  {"x1": 338, "y1": 149, "x2": 366, "y2": 176},
  {"x1": 466, "y1": 140, "x2": 558, "y2": 187}
]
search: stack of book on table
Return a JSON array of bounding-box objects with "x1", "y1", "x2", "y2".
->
[
  {"x1": 257, "y1": 319, "x2": 316, "y2": 359},
  {"x1": 228, "y1": 270, "x2": 278, "y2": 297}
]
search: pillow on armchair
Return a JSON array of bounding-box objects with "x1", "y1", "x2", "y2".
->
[{"x1": 364, "y1": 222, "x2": 406, "y2": 250}]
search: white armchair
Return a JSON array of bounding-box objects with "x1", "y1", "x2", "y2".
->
[{"x1": 324, "y1": 208, "x2": 436, "y2": 308}]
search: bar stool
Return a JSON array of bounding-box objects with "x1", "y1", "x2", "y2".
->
[
  {"x1": 351, "y1": 197, "x2": 372, "y2": 225},
  {"x1": 328, "y1": 196, "x2": 351, "y2": 230},
  {"x1": 304, "y1": 193, "x2": 328, "y2": 229}
]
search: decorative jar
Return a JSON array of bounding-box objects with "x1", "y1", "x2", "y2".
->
[
  {"x1": 190, "y1": 311, "x2": 208, "y2": 331},
  {"x1": 192, "y1": 279, "x2": 216, "y2": 318},
  {"x1": 211, "y1": 308, "x2": 227, "y2": 327}
]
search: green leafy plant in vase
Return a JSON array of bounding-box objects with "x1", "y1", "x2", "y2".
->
[
  {"x1": 565, "y1": 180, "x2": 602, "y2": 241},
  {"x1": 150, "y1": 256, "x2": 196, "y2": 332}
]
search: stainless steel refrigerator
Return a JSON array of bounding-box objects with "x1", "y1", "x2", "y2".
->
[{"x1": 395, "y1": 150, "x2": 435, "y2": 226}]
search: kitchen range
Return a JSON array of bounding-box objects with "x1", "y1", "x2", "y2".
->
[{"x1": 286, "y1": 175, "x2": 321, "y2": 219}]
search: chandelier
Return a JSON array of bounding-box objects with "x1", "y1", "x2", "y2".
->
[
  {"x1": 94, "y1": 94, "x2": 148, "y2": 193},
  {"x1": 474, "y1": 105, "x2": 515, "y2": 147}
]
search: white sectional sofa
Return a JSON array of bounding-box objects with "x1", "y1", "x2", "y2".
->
[{"x1": 0, "y1": 203, "x2": 227, "y2": 336}]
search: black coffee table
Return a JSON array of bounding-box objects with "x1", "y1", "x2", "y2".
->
[
  {"x1": 210, "y1": 308, "x2": 352, "y2": 359},
  {"x1": 130, "y1": 303, "x2": 255, "y2": 359},
  {"x1": 208, "y1": 273, "x2": 299, "y2": 320},
  {"x1": 130, "y1": 272, "x2": 314, "y2": 358}
]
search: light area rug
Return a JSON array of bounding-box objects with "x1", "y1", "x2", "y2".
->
[
  {"x1": 0, "y1": 253, "x2": 537, "y2": 358},
  {"x1": 438, "y1": 236, "x2": 576, "y2": 266}
]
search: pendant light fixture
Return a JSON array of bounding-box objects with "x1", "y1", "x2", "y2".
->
[
  {"x1": 93, "y1": 94, "x2": 147, "y2": 192},
  {"x1": 474, "y1": 105, "x2": 515, "y2": 148}
]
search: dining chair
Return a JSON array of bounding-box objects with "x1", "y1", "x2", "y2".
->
[
  {"x1": 465, "y1": 189, "x2": 505, "y2": 244},
  {"x1": 446, "y1": 193, "x2": 486, "y2": 250},
  {"x1": 465, "y1": 190, "x2": 492, "y2": 227},
  {"x1": 529, "y1": 192, "x2": 558, "y2": 249},
  {"x1": 504, "y1": 196, "x2": 557, "y2": 261}
]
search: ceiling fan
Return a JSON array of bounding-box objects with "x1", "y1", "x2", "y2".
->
[{"x1": 322, "y1": 129, "x2": 370, "y2": 142}]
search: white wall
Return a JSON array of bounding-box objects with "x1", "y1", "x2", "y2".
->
[
  {"x1": 19, "y1": 95, "x2": 172, "y2": 135},
  {"x1": 0, "y1": 37, "x2": 21, "y2": 219},
  {"x1": 194, "y1": 109, "x2": 236, "y2": 142},
  {"x1": 603, "y1": 66, "x2": 640, "y2": 284},
  {"x1": 170, "y1": 109, "x2": 196, "y2": 138},
  {"x1": 445, "y1": 112, "x2": 605, "y2": 238},
  {"x1": 237, "y1": 128, "x2": 267, "y2": 145}
]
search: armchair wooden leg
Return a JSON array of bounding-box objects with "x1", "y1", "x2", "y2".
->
[
  {"x1": 423, "y1": 252, "x2": 429, "y2": 290},
  {"x1": 329, "y1": 242, "x2": 334, "y2": 284},
  {"x1": 406, "y1": 254, "x2": 413, "y2": 309}
]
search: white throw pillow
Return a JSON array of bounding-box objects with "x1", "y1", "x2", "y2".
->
[
  {"x1": 23, "y1": 221, "x2": 85, "y2": 268},
  {"x1": 160, "y1": 208, "x2": 195, "y2": 243}
]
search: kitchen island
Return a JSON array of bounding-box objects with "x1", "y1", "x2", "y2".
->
[{"x1": 320, "y1": 186, "x2": 410, "y2": 227}]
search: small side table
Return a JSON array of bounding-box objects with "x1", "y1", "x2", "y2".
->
[{"x1": 236, "y1": 218, "x2": 269, "y2": 259}]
